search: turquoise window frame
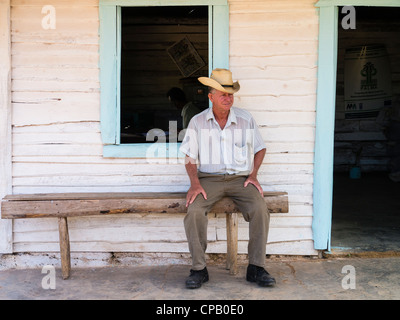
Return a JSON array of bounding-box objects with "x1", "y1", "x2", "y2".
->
[
  {"x1": 99, "y1": 0, "x2": 229, "y2": 158},
  {"x1": 313, "y1": 0, "x2": 400, "y2": 251}
]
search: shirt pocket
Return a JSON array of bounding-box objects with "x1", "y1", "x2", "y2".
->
[{"x1": 233, "y1": 143, "x2": 248, "y2": 166}]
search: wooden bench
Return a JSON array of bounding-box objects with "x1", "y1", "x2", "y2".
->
[{"x1": 1, "y1": 192, "x2": 288, "y2": 279}]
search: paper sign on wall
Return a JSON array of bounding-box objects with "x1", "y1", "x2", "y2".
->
[{"x1": 344, "y1": 45, "x2": 392, "y2": 119}]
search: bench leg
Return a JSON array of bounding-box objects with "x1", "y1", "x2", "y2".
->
[
  {"x1": 58, "y1": 217, "x2": 71, "y2": 280},
  {"x1": 226, "y1": 212, "x2": 238, "y2": 275}
]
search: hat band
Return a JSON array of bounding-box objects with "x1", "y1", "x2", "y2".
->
[{"x1": 221, "y1": 84, "x2": 233, "y2": 88}]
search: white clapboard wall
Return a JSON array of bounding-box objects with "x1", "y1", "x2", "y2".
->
[{"x1": 10, "y1": 0, "x2": 318, "y2": 257}]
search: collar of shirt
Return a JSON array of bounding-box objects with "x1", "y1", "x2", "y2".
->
[{"x1": 206, "y1": 106, "x2": 237, "y2": 129}]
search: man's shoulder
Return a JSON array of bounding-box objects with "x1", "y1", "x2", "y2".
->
[
  {"x1": 232, "y1": 107, "x2": 254, "y2": 122},
  {"x1": 185, "y1": 107, "x2": 209, "y2": 128}
]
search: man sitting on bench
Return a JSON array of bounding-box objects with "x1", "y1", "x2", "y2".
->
[{"x1": 179, "y1": 68, "x2": 276, "y2": 289}]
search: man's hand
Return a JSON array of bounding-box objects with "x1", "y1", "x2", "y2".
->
[
  {"x1": 186, "y1": 182, "x2": 207, "y2": 207},
  {"x1": 244, "y1": 174, "x2": 263, "y2": 194},
  {"x1": 184, "y1": 155, "x2": 207, "y2": 207}
]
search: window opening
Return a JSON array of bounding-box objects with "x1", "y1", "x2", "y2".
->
[{"x1": 120, "y1": 6, "x2": 209, "y2": 143}]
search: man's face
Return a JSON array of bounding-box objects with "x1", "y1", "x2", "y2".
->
[{"x1": 208, "y1": 89, "x2": 234, "y2": 112}]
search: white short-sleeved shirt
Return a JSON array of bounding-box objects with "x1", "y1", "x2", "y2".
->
[{"x1": 179, "y1": 106, "x2": 266, "y2": 175}]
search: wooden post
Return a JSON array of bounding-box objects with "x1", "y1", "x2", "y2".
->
[
  {"x1": 58, "y1": 217, "x2": 71, "y2": 280},
  {"x1": 226, "y1": 212, "x2": 238, "y2": 275}
]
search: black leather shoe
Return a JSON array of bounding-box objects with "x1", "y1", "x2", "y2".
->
[
  {"x1": 185, "y1": 267, "x2": 209, "y2": 289},
  {"x1": 246, "y1": 264, "x2": 276, "y2": 287}
]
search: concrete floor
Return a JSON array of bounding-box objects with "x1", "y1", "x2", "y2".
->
[
  {"x1": 1, "y1": 255, "x2": 400, "y2": 300},
  {"x1": 331, "y1": 172, "x2": 400, "y2": 253}
]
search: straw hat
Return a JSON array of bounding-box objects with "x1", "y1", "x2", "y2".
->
[{"x1": 198, "y1": 68, "x2": 240, "y2": 94}]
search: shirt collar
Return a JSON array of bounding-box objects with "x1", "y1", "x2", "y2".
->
[{"x1": 206, "y1": 107, "x2": 237, "y2": 127}]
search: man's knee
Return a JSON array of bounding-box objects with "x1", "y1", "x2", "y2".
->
[
  {"x1": 184, "y1": 202, "x2": 208, "y2": 227},
  {"x1": 242, "y1": 197, "x2": 269, "y2": 222}
]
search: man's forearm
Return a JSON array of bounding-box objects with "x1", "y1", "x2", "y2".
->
[
  {"x1": 184, "y1": 155, "x2": 207, "y2": 206},
  {"x1": 184, "y1": 156, "x2": 200, "y2": 186},
  {"x1": 244, "y1": 148, "x2": 266, "y2": 193},
  {"x1": 250, "y1": 148, "x2": 266, "y2": 178}
]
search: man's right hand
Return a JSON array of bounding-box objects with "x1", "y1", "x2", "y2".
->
[{"x1": 186, "y1": 183, "x2": 207, "y2": 207}]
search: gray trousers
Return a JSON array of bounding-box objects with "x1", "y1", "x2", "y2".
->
[{"x1": 184, "y1": 172, "x2": 270, "y2": 270}]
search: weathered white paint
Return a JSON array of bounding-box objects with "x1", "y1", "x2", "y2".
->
[
  {"x1": 0, "y1": 0, "x2": 13, "y2": 254},
  {"x1": 7, "y1": 0, "x2": 319, "y2": 259}
]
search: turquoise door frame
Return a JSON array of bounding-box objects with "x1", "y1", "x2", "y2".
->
[
  {"x1": 99, "y1": 0, "x2": 229, "y2": 158},
  {"x1": 313, "y1": 0, "x2": 400, "y2": 251}
]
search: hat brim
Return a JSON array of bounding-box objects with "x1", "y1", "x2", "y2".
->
[{"x1": 198, "y1": 77, "x2": 240, "y2": 94}]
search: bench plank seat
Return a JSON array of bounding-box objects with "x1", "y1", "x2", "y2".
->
[
  {"x1": 1, "y1": 191, "x2": 288, "y2": 279},
  {"x1": 1, "y1": 192, "x2": 288, "y2": 218}
]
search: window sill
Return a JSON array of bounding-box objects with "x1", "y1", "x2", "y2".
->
[{"x1": 103, "y1": 143, "x2": 185, "y2": 159}]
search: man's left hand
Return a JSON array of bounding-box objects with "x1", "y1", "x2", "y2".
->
[{"x1": 244, "y1": 175, "x2": 263, "y2": 194}]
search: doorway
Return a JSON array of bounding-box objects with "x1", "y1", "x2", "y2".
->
[{"x1": 331, "y1": 6, "x2": 400, "y2": 252}]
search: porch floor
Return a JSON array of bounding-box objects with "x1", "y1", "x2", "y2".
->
[
  {"x1": 332, "y1": 172, "x2": 400, "y2": 253},
  {"x1": 1, "y1": 256, "x2": 400, "y2": 300}
]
